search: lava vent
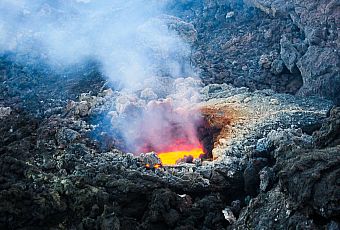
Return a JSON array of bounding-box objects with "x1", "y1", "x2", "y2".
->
[{"x1": 111, "y1": 95, "x2": 245, "y2": 167}]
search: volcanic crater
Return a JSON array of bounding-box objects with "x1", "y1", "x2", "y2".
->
[{"x1": 1, "y1": 0, "x2": 340, "y2": 229}]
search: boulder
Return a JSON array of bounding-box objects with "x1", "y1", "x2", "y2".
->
[{"x1": 297, "y1": 46, "x2": 340, "y2": 104}]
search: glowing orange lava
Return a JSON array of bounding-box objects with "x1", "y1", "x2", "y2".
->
[
  {"x1": 153, "y1": 163, "x2": 161, "y2": 169},
  {"x1": 157, "y1": 146, "x2": 204, "y2": 166}
]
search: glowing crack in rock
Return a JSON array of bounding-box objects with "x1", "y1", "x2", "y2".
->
[{"x1": 156, "y1": 143, "x2": 204, "y2": 166}]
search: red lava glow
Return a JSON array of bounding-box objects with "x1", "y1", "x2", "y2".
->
[
  {"x1": 129, "y1": 100, "x2": 207, "y2": 166},
  {"x1": 156, "y1": 143, "x2": 205, "y2": 166}
]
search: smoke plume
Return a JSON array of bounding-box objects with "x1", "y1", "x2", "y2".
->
[
  {"x1": 0, "y1": 0, "x2": 195, "y2": 86},
  {"x1": 0, "y1": 0, "x2": 202, "y2": 154}
]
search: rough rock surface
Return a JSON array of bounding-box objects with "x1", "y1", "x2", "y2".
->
[
  {"x1": 314, "y1": 107, "x2": 340, "y2": 147},
  {"x1": 168, "y1": 0, "x2": 305, "y2": 94},
  {"x1": 168, "y1": 0, "x2": 339, "y2": 104},
  {"x1": 232, "y1": 137, "x2": 340, "y2": 229},
  {"x1": 0, "y1": 69, "x2": 336, "y2": 229},
  {"x1": 1, "y1": 0, "x2": 340, "y2": 229}
]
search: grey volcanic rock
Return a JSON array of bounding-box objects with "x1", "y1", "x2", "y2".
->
[
  {"x1": 232, "y1": 126, "x2": 340, "y2": 229},
  {"x1": 1, "y1": 0, "x2": 340, "y2": 229},
  {"x1": 314, "y1": 107, "x2": 340, "y2": 147},
  {"x1": 55, "y1": 127, "x2": 81, "y2": 146},
  {"x1": 0, "y1": 77, "x2": 335, "y2": 229},
  {"x1": 169, "y1": 0, "x2": 305, "y2": 93},
  {"x1": 0, "y1": 107, "x2": 11, "y2": 118},
  {"x1": 162, "y1": 14, "x2": 198, "y2": 44},
  {"x1": 199, "y1": 83, "x2": 332, "y2": 162},
  {"x1": 247, "y1": 0, "x2": 340, "y2": 104},
  {"x1": 277, "y1": 146, "x2": 340, "y2": 220},
  {"x1": 245, "y1": 0, "x2": 289, "y2": 16},
  {"x1": 171, "y1": 0, "x2": 338, "y2": 103},
  {"x1": 231, "y1": 186, "x2": 319, "y2": 230},
  {"x1": 297, "y1": 46, "x2": 340, "y2": 104},
  {"x1": 259, "y1": 166, "x2": 274, "y2": 192},
  {"x1": 270, "y1": 59, "x2": 284, "y2": 75},
  {"x1": 280, "y1": 36, "x2": 300, "y2": 73}
]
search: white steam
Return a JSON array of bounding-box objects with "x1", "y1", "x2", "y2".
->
[
  {"x1": 0, "y1": 0, "x2": 195, "y2": 89},
  {"x1": 0, "y1": 0, "x2": 203, "y2": 154}
]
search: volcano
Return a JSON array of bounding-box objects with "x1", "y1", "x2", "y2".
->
[{"x1": 1, "y1": 0, "x2": 339, "y2": 229}]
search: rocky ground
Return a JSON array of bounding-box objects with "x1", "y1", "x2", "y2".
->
[
  {"x1": 1, "y1": 0, "x2": 339, "y2": 230},
  {"x1": 168, "y1": 0, "x2": 339, "y2": 104}
]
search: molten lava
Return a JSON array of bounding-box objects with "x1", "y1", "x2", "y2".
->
[
  {"x1": 125, "y1": 99, "x2": 209, "y2": 166},
  {"x1": 156, "y1": 143, "x2": 204, "y2": 166}
]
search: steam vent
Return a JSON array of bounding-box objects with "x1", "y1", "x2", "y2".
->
[{"x1": 1, "y1": 0, "x2": 340, "y2": 229}]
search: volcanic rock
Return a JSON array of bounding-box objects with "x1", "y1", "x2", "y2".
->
[
  {"x1": 313, "y1": 107, "x2": 340, "y2": 147},
  {"x1": 270, "y1": 59, "x2": 285, "y2": 75},
  {"x1": 1, "y1": 0, "x2": 339, "y2": 229},
  {"x1": 222, "y1": 207, "x2": 237, "y2": 224},
  {"x1": 232, "y1": 186, "x2": 310, "y2": 229},
  {"x1": 297, "y1": 46, "x2": 340, "y2": 104},
  {"x1": 0, "y1": 72, "x2": 337, "y2": 229},
  {"x1": 199, "y1": 83, "x2": 332, "y2": 162},
  {"x1": 0, "y1": 107, "x2": 11, "y2": 118},
  {"x1": 259, "y1": 166, "x2": 274, "y2": 192},
  {"x1": 247, "y1": 0, "x2": 340, "y2": 104},
  {"x1": 280, "y1": 36, "x2": 301, "y2": 73},
  {"x1": 276, "y1": 146, "x2": 340, "y2": 220}
]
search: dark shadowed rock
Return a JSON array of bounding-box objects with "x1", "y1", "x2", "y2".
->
[
  {"x1": 231, "y1": 186, "x2": 299, "y2": 230},
  {"x1": 280, "y1": 36, "x2": 301, "y2": 73},
  {"x1": 276, "y1": 146, "x2": 340, "y2": 220},
  {"x1": 259, "y1": 166, "x2": 274, "y2": 192},
  {"x1": 270, "y1": 59, "x2": 285, "y2": 75},
  {"x1": 244, "y1": 158, "x2": 268, "y2": 196},
  {"x1": 314, "y1": 107, "x2": 340, "y2": 147},
  {"x1": 297, "y1": 46, "x2": 340, "y2": 104},
  {"x1": 55, "y1": 127, "x2": 81, "y2": 146}
]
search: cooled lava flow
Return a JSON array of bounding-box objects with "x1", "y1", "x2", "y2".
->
[{"x1": 157, "y1": 143, "x2": 204, "y2": 165}]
